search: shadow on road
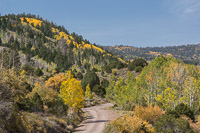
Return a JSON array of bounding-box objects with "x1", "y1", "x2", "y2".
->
[{"x1": 86, "y1": 120, "x2": 109, "y2": 124}]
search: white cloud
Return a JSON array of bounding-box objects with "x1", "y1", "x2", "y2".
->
[{"x1": 170, "y1": 0, "x2": 200, "y2": 16}]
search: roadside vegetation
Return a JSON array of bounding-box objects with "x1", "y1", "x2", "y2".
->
[{"x1": 104, "y1": 56, "x2": 200, "y2": 132}]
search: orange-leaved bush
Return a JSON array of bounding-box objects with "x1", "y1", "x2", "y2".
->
[
  {"x1": 45, "y1": 73, "x2": 66, "y2": 91},
  {"x1": 105, "y1": 112, "x2": 155, "y2": 133},
  {"x1": 134, "y1": 104, "x2": 164, "y2": 125}
]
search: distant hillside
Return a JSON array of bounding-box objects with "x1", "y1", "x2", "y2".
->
[
  {"x1": 103, "y1": 44, "x2": 200, "y2": 65},
  {"x1": 0, "y1": 13, "x2": 121, "y2": 73}
]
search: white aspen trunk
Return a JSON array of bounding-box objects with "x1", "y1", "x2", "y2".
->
[
  {"x1": 9, "y1": 55, "x2": 11, "y2": 69},
  {"x1": 12, "y1": 51, "x2": 15, "y2": 68},
  {"x1": 190, "y1": 90, "x2": 192, "y2": 108},
  {"x1": 151, "y1": 86, "x2": 153, "y2": 103},
  {"x1": 69, "y1": 107, "x2": 73, "y2": 119},
  {"x1": 1, "y1": 50, "x2": 4, "y2": 69}
]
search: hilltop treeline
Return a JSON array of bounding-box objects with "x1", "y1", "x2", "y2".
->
[
  {"x1": 103, "y1": 44, "x2": 200, "y2": 65},
  {"x1": 0, "y1": 13, "x2": 121, "y2": 72}
]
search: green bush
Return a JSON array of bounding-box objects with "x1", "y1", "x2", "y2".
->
[
  {"x1": 101, "y1": 71, "x2": 104, "y2": 76},
  {"x1": 104, "y1": 65, "x2": 112, "y2": 73},
  {"x1": 175, "y1": 103, "x2": 195, "y2": 121},
  {"x1": 92, "y1": 68, "x2": 98, "y2": 72},
  {"x1": 46, "y1": 98, "x2": 68, "y2": 116},
  {"x1": 128, "y1": 58, "x2": 147, "y2": 71},
  {"x1": 135, "y1": 66, "x2": 143, "y2": 72},
  {"x1": 166, "y1": 103, "x2": 195, "y2": 121},
  {"x1": 109, "y1": 61, "x2": 118, "y2": 69},
  {"x1": 92, "y1": 85, "x2": 106, "y2": 97},
  {"x1": 76, "y1": 72, "x2": 83, "y2": 79},
  {"x1": 34, "y1": 68, "x2": 44, "y2": 77},
  {"x1": 101, "y1": 79, "x2": 109, "y2": 89},
  {"x1": 22, "y1": 64, "x2": 34, "y2": 74},
  {"x1": 122, "y1": 101, "x2": 136, "y2": 111},
  {"x1": 81, "y1": 69, "x2": 85, "y2": 73},
  {"x1": 154, "y1": 114, "x2": 193, "y2": 133},
  {"x1": 166, "y1": 110, "x2": 180, "y2": 118},
  {"x1": 31, "y1": 92, "x2": 44, "y2": 112},
  {"x1": 116, "y1": 62, "x2": 124, "y2": 70},
  {"x1": 81, "y1": 71, "x2": 100, "y2": 91}
]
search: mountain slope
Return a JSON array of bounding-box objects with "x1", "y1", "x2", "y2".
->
[
  {"x1": 0, "y1": 14, "x2": 121, "y2": 72},
  {"x1": 103, "y1": 44, "x2": 200, "y2": 65}
]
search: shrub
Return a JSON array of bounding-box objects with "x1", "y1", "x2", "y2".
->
[
  {"x1": 85, "y1": 84, "x2": 93, "y2": 99},
  {"x1": 46, "y1": 97, "x2": 68, "y2": 116},
  {"x1": 101, "y1": 79, "x2": 109, "y2": 89},
  {"x1": 104, "y1": 112, "x2": 155, "y2": 133},
  {"x1": 135, "y1": 66, "x2": 143, "y2": 73},
  {"x1": 31, "y1": 92, "x2": 44, "y2": 112},
  {"x1": 134, "y1": 104, "x2": 164, "y2": 125},
  {"x1": 109, "y1": 61, "x2": 118, "y2": 69},
  {"x1": 104, "y1": 65, "x2": 112, "y2": 73},
  {"x1": 81, "y1": 69, "x2": 85, "y2": 73},
  {"x1": 92, "y1": 85, "x2": 106, "y2": 97},
  {"x1": 81, "y1": 71, "x2": 100, "y2": 91},
  {"x1": 116, "y1": 62, "x2": 124, "y2": 70},
  {"x1": 167, "y1": 103, "x2": 195, "y2": 121},
  {"x1": 174, "y1": 103, "x2": 195, "y2": 121},
  {"x1": 76, "y1": 72, "x2": 83, "y2": 80},
  {"x1": 34, "y1": 68, "x2": 44, "y2": 77},
  {"x1": 128, "y1": 63, "x2": 135, "y2": 71},
  {"x1": 101, "y1": 71, "x2": 104, "y2": 76},
  {"x1": 182, "y1": 116, "x2": 200, "y2": 132},
  {"x1": 122, "y1": 101, "x2": 136, "y2": 111},
  {"x1": 92, "y1": 67, "x2": 98, "y2": 72},
  {"x1": 166, "y1": 110, "x2": 180, "y2": 118},
  {"x1": 128, "y1": 58, "x2": 147, "y2": 71},
  {"x1": 22, "y1": 64, "x2": 34, "y2": 74},
  {"x1": 112, "y1": 70, "x2": 117, "y2": 76},
  {"x1": 45, "y1": 73, "x2": 66, "y2": 91},
  {"x1": 154, "y1": 114, "x2": 193, "y2": 133}
]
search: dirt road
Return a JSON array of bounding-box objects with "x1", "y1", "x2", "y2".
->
[{"x1": 73, "y1": 103, "x2": 119, "y2": 133}]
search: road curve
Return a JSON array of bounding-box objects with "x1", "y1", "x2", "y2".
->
[{"x1": 73, "y1": 103, "x2": 119, "y2": 133}]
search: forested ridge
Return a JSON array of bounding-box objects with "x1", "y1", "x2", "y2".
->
[
  {"x1": 103, "y1": 44, "x2": 200, "y2": 65},
  {"x1": 0, "y1": 13, "x2": 122, "y2": 72}
]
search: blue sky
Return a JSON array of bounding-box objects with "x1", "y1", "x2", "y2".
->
[{"x1": 1, "y1": 0, "x2": 200, "y2": 47}]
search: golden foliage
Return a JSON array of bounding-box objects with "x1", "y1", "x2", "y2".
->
[
  {"x1": 0, "y1": 69, "x2": 28, "y2": 101},
  {"x1": 27, "y1": 82, "x2": 58, "y2": 104},
  {"x1": 60, "y1": 71, "x2": 84, "y2": 112},
  {"x1": 45, "y1": 73, "x2": 66, "y2": 91},
  {"x1": 82, "y1": 44, "x2": 105, "y2": 53},
  {"x1": 182, "y1": 115, "x2": 200, "y2": 132},
  {"x1": 108, "y1": 112, "x2": 155, "y2": 133},
  {"x1": 21, "y1": 17, "x2": 43, "y2": 27},
  {"x1": 134, "y1": 104, "x2": 164, "y2": 124},
  {"x1": 51, "y1": 27, "x2": 59, "y2": 33},
  {"x1": 85, "y1": 84, "x2": 93, "y2": 99}
]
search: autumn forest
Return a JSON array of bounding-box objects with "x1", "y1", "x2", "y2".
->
[{"x1": 1, "y1": 13, "x2": 200, "y2": 133}]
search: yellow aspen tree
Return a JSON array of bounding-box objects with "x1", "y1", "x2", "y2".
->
[
  {"x1": 60, "y1": 76, "x2": 84, "y2": 118},
  {"x1": 184, "y1": 76, "x2": 199, "y2": 108},
  {"x1": 85, "y1": 84, "x2": 93, "y2": 99},
  {"x1": 162, "y1": 87, "x2": 177, "y2": 110}
]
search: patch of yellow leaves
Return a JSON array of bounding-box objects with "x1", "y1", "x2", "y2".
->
[
  {"x1": 83, "y1": 44, "x2": 105, "y2": 53},
  {"x1": 21, "y1": 17, "x2": 43, "y2": 27},
  {"x1": 52, "y1": 27, "x2": 59, "y2": 33}
]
